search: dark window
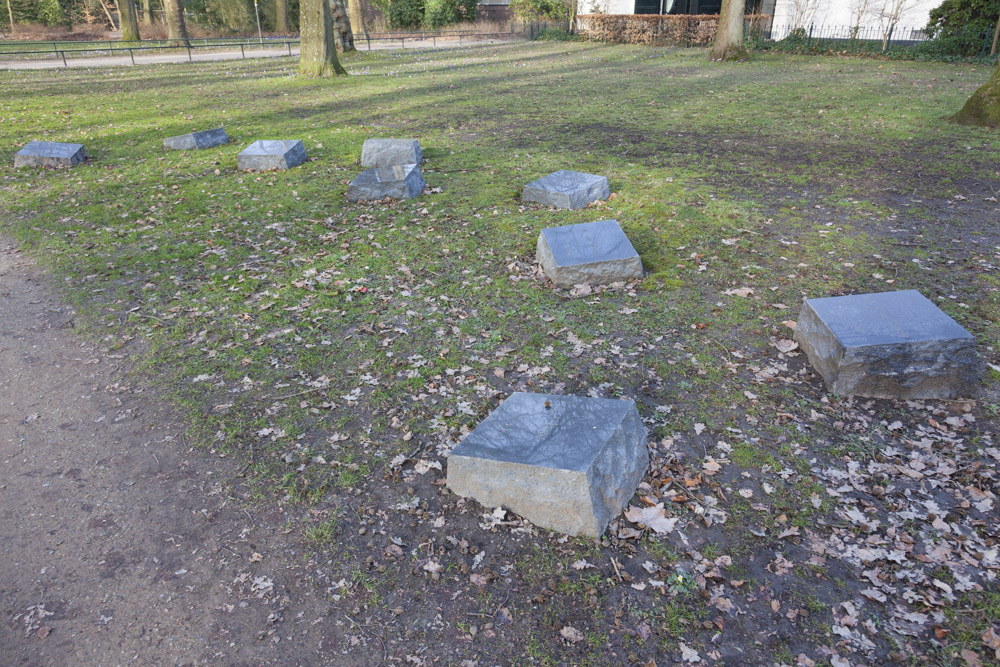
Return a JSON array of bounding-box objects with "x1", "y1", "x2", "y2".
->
[{"x1": 634, "y1": 0, "x2": 660, "y2": 13}]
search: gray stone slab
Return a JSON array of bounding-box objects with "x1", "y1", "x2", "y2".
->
[
  {"x1": 447, "y1": 392, "x2": 648, "y2": 537},
  {"x1": 346, "y1": 164, "x2": 425, "y2": 202},
  {"x1": 14, "y1": 141, "x2": 86, "y2": 168},
  {"x1": 522, "y1": 170, "x2": 610, "y2": 210},
  {"x1": 794, "y1": 290, "x2": 977, "y2": 399},
  {"x1": 237, "y1": 139, "x2": 307, "y2": 171},
  {"x1": 537, "y1": 219, "x2": 643, "y2": 288},
  {"x1": 360, "y1": 138, "x2": 422, "y2": 168},
  {"x1": 163, "y1": 127, "x2": 230, "y2": 150}
]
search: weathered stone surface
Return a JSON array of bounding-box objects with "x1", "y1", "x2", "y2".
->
[
  {"x1": 346, "y1": 164, "x2": 425, "y2": 201},
  {"x1": 522, "y1": 170, "x2": 610, "y2": 210},
  {"x1": 537, "y1": 219, "x2": 643, "y2": 288},
  {"x1": 794, "y1": 290, "x2": 977, "y2": 399},
  {"x1": 447, "y1": 392, "x2": 648, "y2": 537},
  {"x1": 163, "y1": 127, "x2": 230, "y2": 150},
  {"x1": 360, "y1": 138, "x2": 422, "y2": 168},
  {"x1": 237, "y1": 140, "x2": 307, "y2": 171},
  {"x1": 14, "y1": 141, "x2": 86, "y2": 168}
]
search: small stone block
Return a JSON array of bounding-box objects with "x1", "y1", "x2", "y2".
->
[
  {"x1": 14, "y1": 141, "x2": 86, "y2": 168},
  {"x1": 447, "y1": 392, "x2": 648, "y2": 537},
  {"x1": 794, "y1": 290, "x2": 977, "y2": 399},
  {"x1": 537, "y1": 219, "x2": 643, "y2": 288},
  {"x1": 522, "y1": 170, "x2": 610, "y2": 210},
  {"x1": 237, "y1": 140, "x2": 307, "y2": 171},
  {"x1": 360, "y1": 138, "x2": 422, "y2": 167},
  {"x1": 346, "y1": 164, "x2": 425, "y2": 202},
  {"x1": 163, "y1": 127, "x2": 230, "y2": 150}
]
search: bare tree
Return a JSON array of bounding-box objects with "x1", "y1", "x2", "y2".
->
[
  {"x1": 330, "y1": 0, "x2": 355, "y2": 52},
  {"x1": 348, "y1": 0, "x2": 366, "y2": 37},
  {"x1": 788, "y1": 0, "x2": 819, "y2": 30},
  {"x1": 849, "y1": 0, "x2": 873, "y2": 39},
  {"x1": 142, "y1": 0, "x2": 153, "y2": 26},
  {"x1": 877, "y1": 0, "x2": 912, "y2": 50},
  {"x1": 275, "y1": 0, "x2": 288, "y2": 33},
  {"x1": 710, "y1": 0, "x2": 748, "y2": 61},
  {"x1": 299, "y1": 0, "x2": 347, "y2": 77}
]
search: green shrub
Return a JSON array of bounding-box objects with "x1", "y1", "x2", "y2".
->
[
  {"x1": 388, "y1": 0, "x2": 425, "y2": 28},
  {"x1": 510, "y1": 0, "x2": 567, "y2": 22},
  {"x1": 423, "y1": 0, "x2": 476, "y2": 28}
]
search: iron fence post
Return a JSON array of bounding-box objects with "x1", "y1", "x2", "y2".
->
[
  {"x1": 129, "y1": 48, "x2": 135, "y2": 65},
  {"x1": 187, "y1": 45, "x2": 192, "y2": 61},
  {"x1": 807, "y1": 23, "x2": 813, "y2": 49},
  {"x1": 241, "y1": 43, "x2": 245, "y2": 58},
  {"x1": 287, "y1": 41, "x2": 292, "y2": 55},
  {"x1": 60, "y1": 50, "x2": 67, "y2": 67}
]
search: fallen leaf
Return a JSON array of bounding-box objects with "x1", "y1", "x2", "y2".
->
[
  {"x1": 572, "y1": 559, "x2": 596, "y2": 570},
  {"x1": 774, "y1": 339, "x2": 799, "y2": 354},
  {"x1": 560, "y1": 625, "x2": 585, "y2": 643},
  {"x1": 679, "y1": 642, "x2": 701, "y2": 663},
  {"x1": 624, "y1": 503, "x2": 679, "y2": 534}
]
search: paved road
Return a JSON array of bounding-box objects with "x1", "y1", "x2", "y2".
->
[{"x1": 0, "y1": 37, "x2": 511, "y2": 70}]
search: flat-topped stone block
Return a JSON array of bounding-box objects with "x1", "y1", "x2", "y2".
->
[
  {"x1": 447, "y1": 392, "x2": 648, "y2": 537},
  {"x1": 347, "y1": 164, "x2": 425, "y2": 202},
  {"x1": 537, "y1": 219, "x2": 643, "y2": 288},
  {"x1": 522, "y1": 170, "x2": 610, "y2": 210},
  {"x1": 237, "y1": 140, "x2": 307, "y2": 171},
  {"x1": 14, "y1": 141, "x2": 86, "y2": 168},
  {"x1": 361, "y1": 138, "x2": 422, "y2": 168},
  {"x1": 164, "y1": 127, "x2": 229, "y2": 150},
  {"x1": 794, "y1": 290, "x2": 977, "y2": 399}
]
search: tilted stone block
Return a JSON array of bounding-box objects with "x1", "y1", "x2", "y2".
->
[
  {"x1": 447, "y1": 392, "x2": 648, "y2": 538},
  {"x1": 347, "y1": 164, "x2": 425, "y2": 202},
  {"x1": 237, "y1": 140, "x2": 307, "y2": 171},
  {"x1": 361, "y1": 138, "x2": 422, "y2": 168},
  {"x1": 522, "y1": 170, "x2": 610, "y2": 210},
  {"x1": 164, "y1": 127, "x2": 230, "y2": 150},
  {"x1": 14, "y1": 141, "x2": 86, "y2": 168},
  {"x1": 537, "y1": 219, "x2": 643, "y2": 288},
  {"x1": 794, "y1": 290, "x2": 977, "y2": 399}
]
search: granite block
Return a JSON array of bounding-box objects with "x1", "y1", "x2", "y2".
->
[
  {"x1": 14, "y1": 141, "x2": 86, "y2": 168},
  {"x1": 522, "y1": 170, "x2": 610, "y2": 210},
  {"x1": 346, "y1": 163, "x2": 425, "y2": 201},
  {"x1": 794, "y1": 290, "x2": 977, "y2": 399},
  {"x1": 360, "y1": 138, "x2": 422, "y2": 168},
  {"x1": 447, "y1": 392, "x2": 648, "y2": 537},
  {"x1": 237, "y1": 140, "x2": 307, "y2": 171},
  {"x1": 164, "y1": 127, "x2": 230, "y2": 150},
  {"x1": 537, "y1": 219, "x2": 643, "y2": 287}
]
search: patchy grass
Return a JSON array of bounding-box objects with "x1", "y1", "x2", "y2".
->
[{"x1": 1, "y1": 43, "x2": 999, "y2": 664}]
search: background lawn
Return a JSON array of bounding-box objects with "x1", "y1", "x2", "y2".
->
[{"x1": 2, "y1": 43, "x2": 999, "y2": 664}]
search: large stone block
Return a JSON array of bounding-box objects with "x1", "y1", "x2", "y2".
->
[
  {"x1": 361, "y1": 138, "x2": 422, "y2": 168},
  {"x1": 237, "y1": 140, "x2": 307, "y2": 171},
  {"x1": 794, "y1": 290, "x2": 977, "y2": 399},
  {"x1": 447, "y1": 392, "x2": 648, "y2": 538},
  {"x1": 347, "y1": 164, "x2": 425, "y2": 202},
  {"x1": 522, "y1": 170, "x2": 610, "y2": 210},
  {"x1": 14, "y1": 141, "x2": 86, "y2": 168},
  {"x1": 164, "y1": 127, "x2": 230, "y2": 150},
  {"x1": 537, "y1": 219, "x2": 643, "y2": 288}
]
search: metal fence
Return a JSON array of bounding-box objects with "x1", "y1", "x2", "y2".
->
[{"x1": 755, "y1": 23, "x2": 1000, "y2": 63}]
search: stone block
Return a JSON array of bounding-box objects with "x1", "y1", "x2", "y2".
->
[
  {"x1": 447, "y1": 392, "x2": 648, "y2": 537},
  {"x1": 537, "y1": 219, "x2": 643, "y2": 287},
  {"x1": 360, "y1": 138, "x2": 422, "y2": 168},
  {"x1": 794, "y1": 290, "x2": 977, "y2": 399},
  {"x1": 237, "y1": 140, "x2": 307, "y2": 171},
  {"x1": 14, "y1": 141, "x2": 86, "y2": 168},
  {"x1": 164, "y1": 127, "x2": 230, "y2": 150},
  {"x1": 347, "y1": 164, "x2": 425, "y2": 202},
  {"x1": 522, "y1": 170, "x2": 610, "y2": 210}
]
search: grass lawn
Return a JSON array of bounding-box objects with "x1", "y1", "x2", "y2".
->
[{"x1": 1, "y1": 42, "x2": 999, "y2": 664}]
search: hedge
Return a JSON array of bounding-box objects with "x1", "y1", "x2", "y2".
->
[{"x1": 577, "y1": 14, "x2": 770, "y2": 46}]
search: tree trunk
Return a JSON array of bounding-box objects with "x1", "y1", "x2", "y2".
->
[
  {"x1": 567, "y1": 0, "x2": 576, "y2": 35},
  {"x1": 991, "y1": 13, "x2": 999, "y2": 57},
  {"x1": 5, "y1": 0, "x2": 15, "y2": 35},
  {"x1": 710, "y1": 0, "x2": 748, "y2": 61},
  {"x1": 118, "y1": 0, "x2": 141, "y2": 40},
  {"x1": 299, "y1": 0, "x2": 347, "y2": 77},
  {"x1": 142, "y1": 0, "x2": 152, "y2": 26},
  {"x1": 163, "y1": 0, "x2": 189, "y2": 46},
  {"x1": 951, "y1": 63, "x2": 1000, "y2": 128},
  {"x1": 275, "y1": 0, "x2": 288, "y2": 33},
  {"x1": 347, "y1": 0, "x2": 365, "y2": 38},
  {"x1": 330, "y1": 0, "x2": 354, "y2": 52}
]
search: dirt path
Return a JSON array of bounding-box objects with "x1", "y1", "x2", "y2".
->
[
  {"x1": 0, "y1": 38, "x2": 512, "y2": 70},
  {"x1": 0, "y1": 240, "x2": 347, "y2": 665}
]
